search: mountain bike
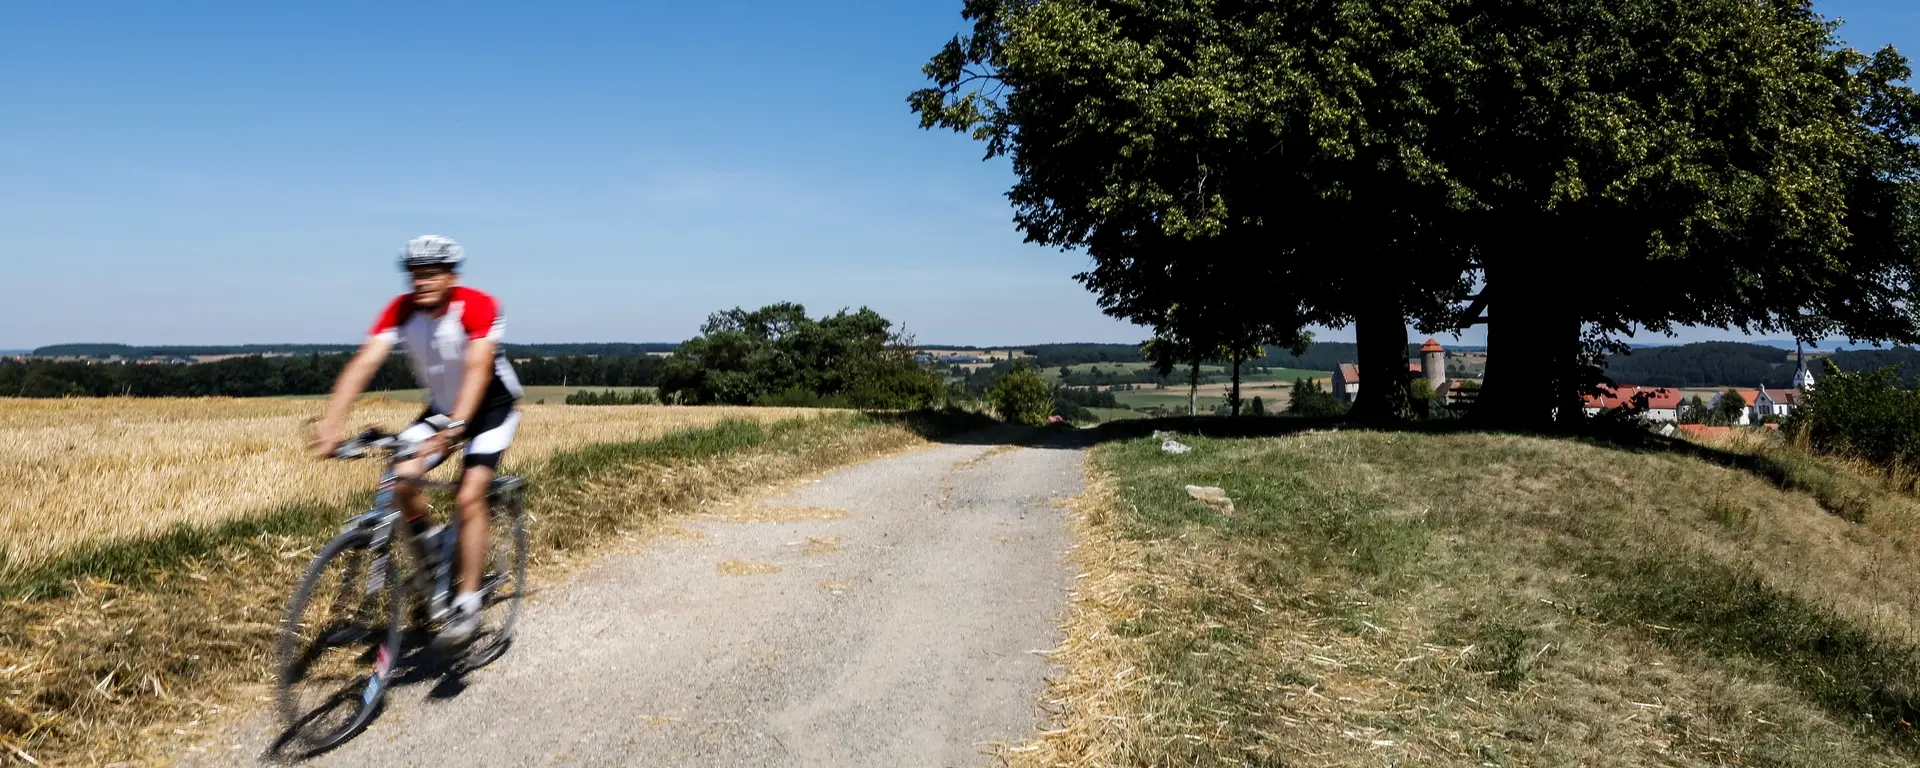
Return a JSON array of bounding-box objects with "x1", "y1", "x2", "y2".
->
[{"x1": 275, "y1": 418, "x2": 529, "y2": 753}]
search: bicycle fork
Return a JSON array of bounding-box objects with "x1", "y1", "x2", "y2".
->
[{"x1": 357, "y1": 474, "x2": 407, "y2": 704}]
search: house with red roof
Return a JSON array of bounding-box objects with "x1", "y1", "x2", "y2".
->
[
  {"x1": 1581, "y1": 385, "x2": 1684, "y2": 422},
  {"x1": 1332, "y1": 363, "x2": 1361, "y2": 404},
  {"x1": 1709, "y1": 388, "x2": 1763, "y2": 425}
]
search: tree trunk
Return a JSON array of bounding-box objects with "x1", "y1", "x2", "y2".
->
[
  {"x1": 1350, "y1": 292, "x2": 1411, "y2": 422},
  {"x1": 1472, "y1": 259, "x2": 1582, "y2": 429},
  {"x1": 1230, "y1": 354, "x2": 1244, "y2": 416},
  {"x1": 1189, "y1": 358, "x2": 1200, "y2": 416}
]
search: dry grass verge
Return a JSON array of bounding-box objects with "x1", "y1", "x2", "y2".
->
[
  {"x1": 1019, "y1": 425, "x2": 1920, "y2": 766},
  {"x1": 0, "y1": 409, "x2": 977, "y2": 766}
]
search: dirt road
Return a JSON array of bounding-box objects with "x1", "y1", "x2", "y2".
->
[{"x1": 195, "y1": 436, "x2": 1085, "y2": 767}]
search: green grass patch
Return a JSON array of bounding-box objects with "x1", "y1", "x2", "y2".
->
[
  {"x1": 0, "y1": 501, "x2": 346, "y2": 601},
  {"x1": 1060, "y1": 425, "x2": 1920, "y2": 765},
  {"x1": 1111, "y1": 389, "x2": 1226, "y2": 412}
]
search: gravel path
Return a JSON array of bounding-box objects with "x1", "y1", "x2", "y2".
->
[{"x1": 194, "y1": 436, "x2": 1085, "y2": 767}]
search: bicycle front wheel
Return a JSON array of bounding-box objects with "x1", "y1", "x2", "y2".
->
[{"x1": 275, "y1": 528, "x2": 404, "y2": 753}]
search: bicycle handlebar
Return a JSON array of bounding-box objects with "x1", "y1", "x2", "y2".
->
[
  {"x1": 329, "y1": 417, "x2": 468, "y2": 462},
  {"x1": 329, "y1": 428, "x2": 401, "y2": 460}
]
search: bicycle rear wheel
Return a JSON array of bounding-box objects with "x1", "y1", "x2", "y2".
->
[
  {"x1": 461, "y1": 480, "x2": 528, "y2": 670},
  {"x1": 275, "y1": 529, "x2": 404, "y2": 753}
]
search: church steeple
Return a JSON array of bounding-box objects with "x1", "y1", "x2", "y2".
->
[{"x1": 1794, "y1": 341, "x2": 1816, "y2": 391}]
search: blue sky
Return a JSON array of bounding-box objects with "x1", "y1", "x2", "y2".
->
[{"x1": 1, "y1": 1, "x2": 1914, "y2": 350}]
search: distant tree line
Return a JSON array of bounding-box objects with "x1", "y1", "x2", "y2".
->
[
  {"x1": 1824, "y1": 348, "x2": 1920, "y2": 388},
  {"x1": 1604, "y1": 342, "x2": 1920, "y2": 389},
  {"x1": 1022, "y1": 342, "x2": 1380, "y2": 375},
  {"x1": 564, "y1": 388, "x2": 660, "y2": 406},
  {"x1": 517, "y1": 355, "x2": 663, "y2": 388},
  {"x1": 1, "y1": 355, "x2": 414, "y2": 398},
  {"x1": 1, "y1": 353, "x2": 664, "y2": 398},
  {"x1": 1604, "y1": 342, "x2": 1798, "y2": 389}
]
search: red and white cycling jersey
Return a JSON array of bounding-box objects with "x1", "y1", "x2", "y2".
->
[{"x1": 368, "y1": 286, "x2": 524, "y2": 414}]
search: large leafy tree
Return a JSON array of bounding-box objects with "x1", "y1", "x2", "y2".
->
[
  {"x1": 915, "y1": 0, "x2": 1919, "y2": 430},
  {"x1": 911, "y1": 0, "x2": 1478, "y2": 422},
  {"x1": 1431, "y1": 0, "x2": 1920, "y2": 426}
]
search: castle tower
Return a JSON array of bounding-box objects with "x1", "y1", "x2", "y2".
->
[
  {"x1": 1421, "y1": 338, "x2": 1446, "y2": 390},
  {"x1": 1794, "y1": 341, "x2": 1816, "y2": 391}
]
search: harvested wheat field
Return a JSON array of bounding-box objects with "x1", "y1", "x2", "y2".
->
[
  {"x1": 0, "y1": 397, "x2": 822, "y2": 577},
  {"x1": 0, "y1": 399, "x2": 959, "y2": 765}
]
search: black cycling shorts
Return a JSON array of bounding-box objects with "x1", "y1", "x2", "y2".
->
[{"x1": 397, "y1": 400, "x2": 520, "y2": 471}]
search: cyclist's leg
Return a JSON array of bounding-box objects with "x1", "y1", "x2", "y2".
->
[
  {"x1": 453, "y1": 464, "x2": 493, "y2": 599},
  {"x1": 453, "y1": 408, "x2": 518, "y2": 608}
]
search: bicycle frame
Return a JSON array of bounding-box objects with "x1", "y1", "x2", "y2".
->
[{"x1": 334, "y1": 441, "x2": 467, "y2": 704}]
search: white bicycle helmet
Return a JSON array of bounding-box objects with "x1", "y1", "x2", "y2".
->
[{"x1": 398, "y1": 235, "x2": 464, "y2": 270}]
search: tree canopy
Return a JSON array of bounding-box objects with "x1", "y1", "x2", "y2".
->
[
  {"x1": 914, "y1": 0, "x2": 1920, "y2": 428},
  {"x1": 655, "y1": 302, "x2": 945, "y2": 408},
  {"x1": 913, "y1": 0, "x2": 1477, "y2": 420}
]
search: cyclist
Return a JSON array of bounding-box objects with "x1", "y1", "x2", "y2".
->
[{"x1": 313, "y1": 235, "x2": 524, "y2": 647}]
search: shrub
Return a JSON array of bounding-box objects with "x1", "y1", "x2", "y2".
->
[
  {"x1": 1786, "y1": 362, "x2": 1920, "y2": 469},
  {"x1": 656, "y1": 302, "x2": 939, "y2": 408},
  {"x1": 1054, "y1": 398, "x2": 1097, "y2": 424},
  {"x1": 843, "y1": 357, "x2": 947, "y2": 409},
  {"x1": 989, "y1": 364, "x2": 1055, "y2": 425},
  {"x1": 753, "y1": 388, "x2": 853, "y2": 408}
]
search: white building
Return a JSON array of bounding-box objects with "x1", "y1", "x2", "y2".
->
[
  {"x1": 1582, "y1": 385, "x2": 1683, "y2": 423},
  {"x1": 1708, "y1": 345, "x2": 1818, "y2": 423}
]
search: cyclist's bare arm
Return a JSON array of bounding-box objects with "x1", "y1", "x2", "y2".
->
[{"x1": 315, "y1": 337, "x2": 395, "y2": 457}]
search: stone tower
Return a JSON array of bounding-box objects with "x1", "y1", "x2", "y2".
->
[{"x1": 1421, "y1": 338, "x2": 1446, "y2": 390}]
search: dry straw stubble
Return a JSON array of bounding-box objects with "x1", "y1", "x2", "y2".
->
[
  {"x1": 0, "y1": 399, "x2": 920, "y2": 766},
  {"x1": 0, "y1": 397, "x2": 819, "y2": 576}
]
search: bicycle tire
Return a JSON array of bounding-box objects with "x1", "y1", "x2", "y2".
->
[
  {"x1": 275, "y1": 528, "x2": 405, "y2": 753},
  {"x1": 461, "y1": 483, "x2": 528, "y2": 671}
]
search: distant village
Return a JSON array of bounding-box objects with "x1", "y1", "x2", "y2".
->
[{"x1": 1329, "y1": 339, "x2": 1820, "y2": 429}]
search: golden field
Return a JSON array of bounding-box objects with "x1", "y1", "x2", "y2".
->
[
  {"x1": 0, "y1": 397, "x2": 822, "y2": 575},
  {"x1": 1, "y1": 398, "x2": 934, "y2": 765}
]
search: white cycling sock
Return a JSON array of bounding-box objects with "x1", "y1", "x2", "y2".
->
[{"x1": 454, "y1": 591, "x2": 482, "y2": 615}]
